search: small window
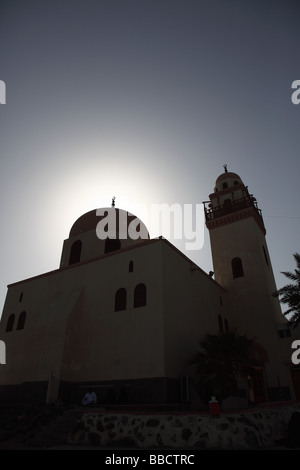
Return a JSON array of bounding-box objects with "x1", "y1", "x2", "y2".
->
[
  {"x1": 19, "y1": 292, "x2": 23, "y2": 302},
  {"x1": 69, "y1": 240, "x2": 82, "y2": 265},
  {"x1": 222, "y1": 182, "x2": 228, "y2": 189},
  {"x1": 232, "y1": 257, "x2": 244, "y2": 279},
  {"x1": 17, "y1": 311, "x2": 26, "y2": 330},
  {"x1": 105, "y1": 238, "x2": 121, "y2": 254},
  {"x1": 129, "y1": 260, "x2": 134, "y2": 273},
  {"x1": 262, "y1": 245, "x2": 269, "y2": 266},
  {"x1": 134, "y1": 283, "x2": 147, "y2": 308},
  {"x1": 115, "y1": 288, "x2": 127, "y2": 311},
  {"x1": 234, "y1": 180, "x2": 239, "y2": 185},
  {"x1": 6, "y1": 314, "x2": 15, "y2": 332}
]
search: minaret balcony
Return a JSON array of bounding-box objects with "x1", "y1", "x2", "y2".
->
[{"x1": 203, "y1": 197, "x2": 263, "y2": 223}]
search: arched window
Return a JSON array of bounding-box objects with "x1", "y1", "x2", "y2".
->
[
  {"x1": 232, "y1": 257, "x2": 244, "y2": 279},
  {"x1": 134, "y1": 283, "x2": 147, "y2": 308},
  {"x1": 69, "y1": 240, "x2": 82, "y2": 265},
  {"x1": 6, "y1": 314, "x2": 15, "y2": 332},
  {"x1": 218, "y1": 314, "x2": 224, "y2": 333},
  {"x1": 262, "y1": 245, "x2": 269, "y2": 266},
  {"x1": 19, "y1": 292, "x2": 23, "y2": 302},
  {"x1": 17, "y1": 311, "x2": 26, "y2": 330},
  {"x1": 222, "y1": 182, "x2": 228, "y2": 189},
  {"x1": 115, "y1": 288, "x2": 127, "y2": 311},
  {"x1": 105, "y1": 238, "x2": 121, "y2": 254},
  {"x1": 129, "y1": 260, "x2": 134, "y2": 273}
]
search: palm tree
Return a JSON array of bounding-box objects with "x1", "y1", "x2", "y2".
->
[
  {"x1": 273, "y1": 252, "x2": 300, "y2": 328},
  {"x1": 190, "y1": 330, "x2": 255, "y2": 401}
]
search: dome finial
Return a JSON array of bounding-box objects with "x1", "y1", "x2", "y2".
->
[
  {"x1": 223, "y1": 164, "x2": 228, "y2": 173},
  {"x1": 111, "y1": 196, "x2": 116, "y2": 207}
]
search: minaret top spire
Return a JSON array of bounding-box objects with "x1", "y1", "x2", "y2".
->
[
  {"x1": 223, "y1": 164, "x2": 228, "y2": 173},
  {"x1": 111, "y1": 196, "x2": 116, "y2": 207}
]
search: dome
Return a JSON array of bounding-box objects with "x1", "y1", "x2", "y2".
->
[
  {"x1": 215, "y1": 171, "x2": 241, "y2": 184},
  {"x1": 70, "y1": 209, "x2": 102, "y2": 237},
  {"x1": 69, "y1": 207, "x2": 150, "y2": 240},
  {"x1": 214, "y1": 171, "x2": 243, "y2": 193}
]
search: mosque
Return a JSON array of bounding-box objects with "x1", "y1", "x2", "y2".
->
[{"x1": 0, "y1": 169, "x2": 299, "y2": 405}]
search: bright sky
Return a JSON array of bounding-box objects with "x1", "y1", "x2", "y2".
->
[{"x1": 0, "y1": 0, "x2": 299, "y2": 315}]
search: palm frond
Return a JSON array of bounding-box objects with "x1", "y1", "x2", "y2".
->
[
  {"x1": 281, "y1": 271, "x2": 300, "y2": 282},
  {"x1": 275, "y1": 253, "x2": 300, "y2": 328},
  {"x1": 293, "y1": 252, "x2": 300, "y2": 269}
]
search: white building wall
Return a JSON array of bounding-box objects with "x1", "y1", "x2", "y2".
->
[{"x1": 161, "y1": 241, "x2": 227, "y2": 378}]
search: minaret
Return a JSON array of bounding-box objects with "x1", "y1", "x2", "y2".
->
[
  {"x1": 203, "y1": 168, "x2": 294, "y2": 401},
  {"x1": 203, "y1": 167, "x2": 284, "y2": 335}
]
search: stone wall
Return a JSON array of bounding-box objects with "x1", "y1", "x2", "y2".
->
[{"x1": 68, "y1": 404, "x2": 300, "y2": 449}]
